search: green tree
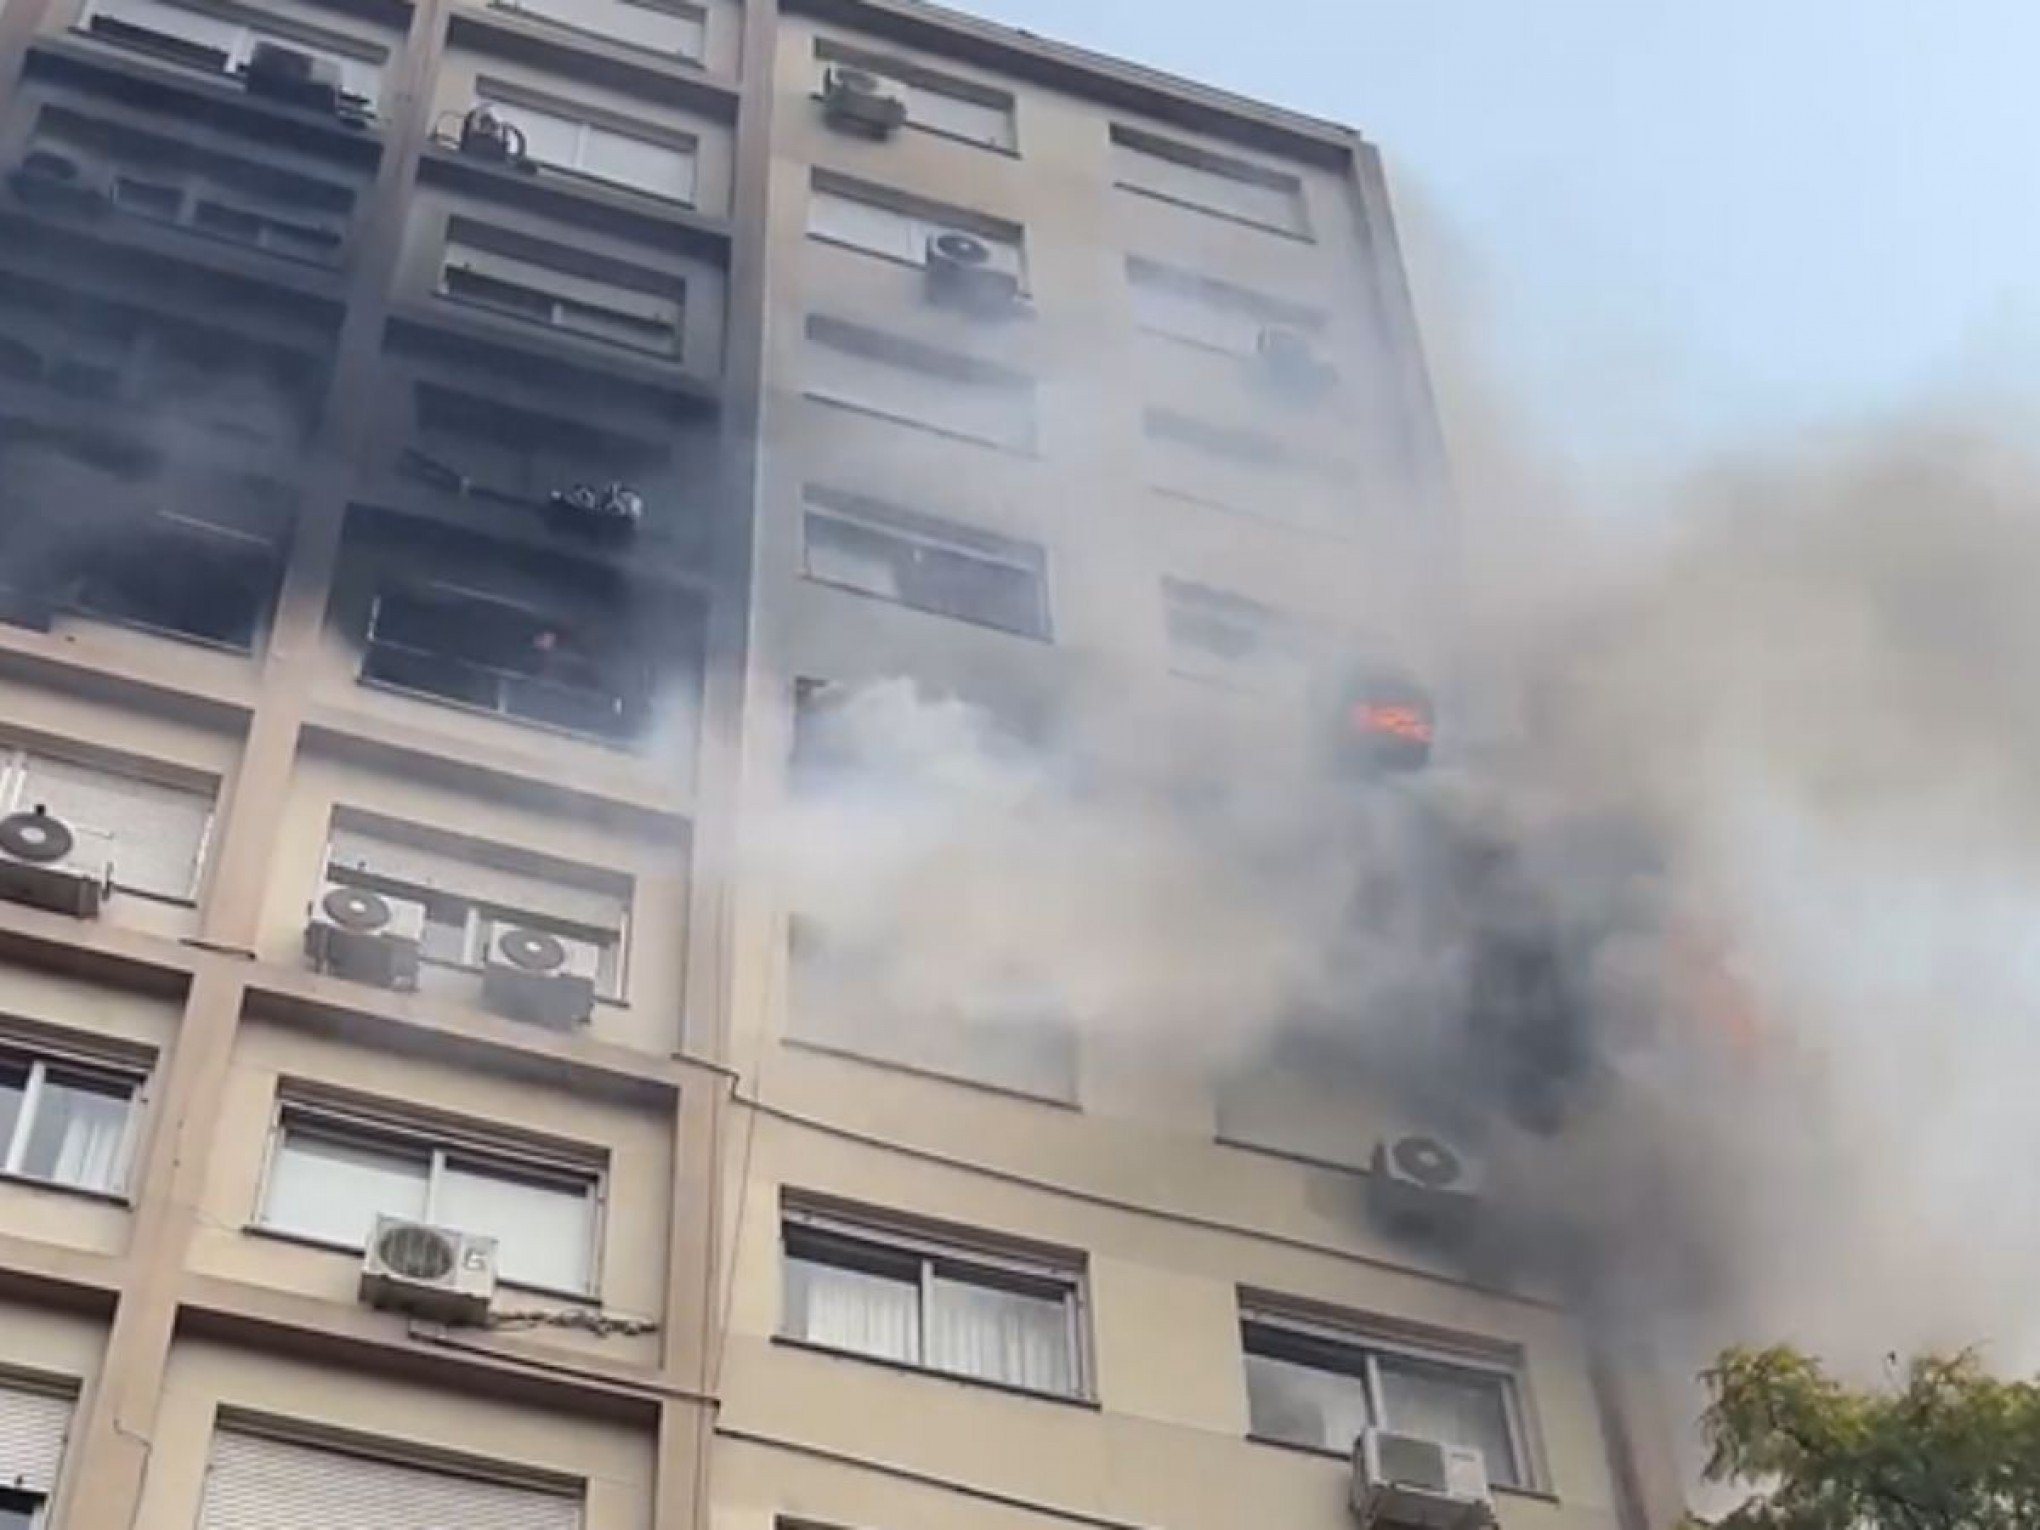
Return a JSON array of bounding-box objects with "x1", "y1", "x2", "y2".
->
[{"x1": 1690, "y1": 1345, "x2": 2040, "y2": 1529}]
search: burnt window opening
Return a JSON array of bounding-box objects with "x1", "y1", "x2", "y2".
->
[{"x1": 362, "y1": 582, "x2": 648, "y2": 743}]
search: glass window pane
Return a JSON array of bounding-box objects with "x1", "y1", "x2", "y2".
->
[
  {"x1": 478, "y1": 98, "x2": 582, "y2": 168},
  {"x1": 0, "y1": 1488, "x2": 40, "y2": 1530},
  {"x1": 20, "y1": 1070, "x2": 132, "y2": 1191},
  {"x1": 907, "y1": 86, "x2": 1013, "y2": 150},
  {"x1": 1378, "y1": 1356, "x2": 1520, "y2": 1487},
  {"x1": 437, "y1": 1159, "x2": 593, "y2": 1292},
  {"x1": 783, "y1": 1252, "x2": 920, "y2": 1364},
  {"x1": 0, "y1": 1059, "x2": 28, "y2": 1168},
  {"x1": 264, "y1": 1129, "x2": 428, "y2": 1248},
  {"x1": 927, "y1": 1273, "x2": 1074, "y2": 1394},
  {"x1": 1244, "y1": 1348, "x2": 1375, "y2": 1454},
  {"x1": 804, "y1": 514, "x2": 906, "y2": 600}
]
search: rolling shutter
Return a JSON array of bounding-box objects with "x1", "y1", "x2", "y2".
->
[
  {"x1": 325, "y1": 829, "x2": 627, "y2": 932},
  {"x1": 0, "y1": 1382, "x2": 72, "y2": 1496},
  {"x1": 199, "y1": 1429, "x2": 582, "y2": 1530},
  {"x1": 11, "y1": 755, "x2": 212, "y2": 900}
]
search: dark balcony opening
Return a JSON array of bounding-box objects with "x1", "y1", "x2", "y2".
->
[
  {"x1": 86, "y1": 16, "x2": 232, "y2": 75},
  {"x1": 64, "y1": 512, "x2": 278, "y2": 650}
]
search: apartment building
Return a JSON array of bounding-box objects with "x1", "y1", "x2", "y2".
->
[{"x1": 0, "y1": 1, "x2": 1680, "y2": 1528}]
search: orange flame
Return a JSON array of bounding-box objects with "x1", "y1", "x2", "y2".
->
[{"x1": 1351, "y1": 703, "x2": 1435, "y2": 745}]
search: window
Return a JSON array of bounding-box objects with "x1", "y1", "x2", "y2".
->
[
  {"x1": 79, "y1": 0, "x2": 384, "y2": 111},
  {"x1": 1127, "y1": 257, "x2": 1323, "y2": 358},
  {"x1": 815, "y1": 41, "x2": 1015, "y2": 151},
  {"x1": 491, "y1": 0, "x2": 706, "y2": 63},
  {"x1": 804, "y1": 315, "x2": 1036, "y2": 451},
  {"x1": 0, "y1": 1488, "x2": 40, "y2": 1530},
  {"x1": 1144, "y1": 407, "x2": 1292, "y2": 470},
  {"x1": 440, "y1": 236, "x2": 683, "y2": 358},
  {"x1": 0, "y1": 1048, "x2": 140, "y2": 1196},
  {"x1": 807, "y1": 177, "x2": 1025, "y2": 282},
  {"x1": 1242, "y1": 1312, "x2": 1530, "y2": 1489},
  {"x1": 786, "y1": 918, "x2": 1077, "y2": 1101},
  {"x1": 802, "y1": 489, "x2": 1050, "y2": 639},
  {"x1": 199, "y1": 1427, "x2": 583, "y2": 1529},
  {"x1": 781, "y1": 1201, "x2": 1085, "y2": 1397},
  {"x1": 1161, "y1": 578, "x2": 1314, "y2": 693},
  {"x1": 476, "y1": 87, "x2": 697, "y2": 203},
  {"x1": 322, "y1": 821, "x2": 630, "y2": 999},
  {"x1": 0, "y1": 1381, "x2": 71, "y2": 1525},
  {"x1": 57, "y1": 511, "x2": 279, "y2": 652},
  {"x1": 260, "y1": 1106, "x2": 600, "y2": 1294},
  {"x1": 0, "y1": 749, "x2": 213, "y2": 901},
  {"x1": 1110, "y1": 125, "x2": 1309, "y2": 237},
  {"x1": 361, "y1": 581, "x2": 643, "y2": 743}
]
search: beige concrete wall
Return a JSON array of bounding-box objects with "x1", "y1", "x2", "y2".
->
[
  {"x1": 186, "y1": 1016, "x2": 674, "y2": 1368},
  {"x1": 133, "y1": 1338, "x2": 658, "y2": 1530}
]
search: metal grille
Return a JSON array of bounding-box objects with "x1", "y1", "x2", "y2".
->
[{"x1": 199, "y1": 1428, "x2": 582, "y2": 1530}]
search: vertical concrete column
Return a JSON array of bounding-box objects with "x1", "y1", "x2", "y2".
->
[{"x1": 49, "y1": 960, "x2": 247, "y2": 1530}]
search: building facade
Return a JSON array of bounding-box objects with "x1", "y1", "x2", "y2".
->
[{"x1": 0, "y1": 1, "x2": 1681, "y2": 1528}]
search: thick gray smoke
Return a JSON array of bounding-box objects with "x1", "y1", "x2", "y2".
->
[{"x1": 767, "y1": 408, "x2": 2040, "y2": 1443}]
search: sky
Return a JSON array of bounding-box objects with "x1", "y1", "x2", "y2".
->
[{"x1": 961, "y1": 0, "x2": 2040, "y2": 469}]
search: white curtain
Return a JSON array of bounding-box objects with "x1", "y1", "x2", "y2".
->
[
  {"x1": 786, "y1": 1256, "x2": 920, "y2": 1364},
  {"x1": 926, "y1": 1275, "x2": 1073, "y2": 1395},
  {"x1": 1378, "y1": 1358, "x2": 1518, "y2": 1486},
  {"x1": 1244, "y1": 1350, "x2": 1374, "y2": 1453},
  {"x1": 31, "y1": 1075, "x2": 130, "y2": 1192}
]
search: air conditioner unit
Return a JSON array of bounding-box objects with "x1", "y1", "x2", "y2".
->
[
  {"x1": 7, "y1": 150, "x2": 110, "y2": 217},
  {"x1": 1351, "y1": 1429, "x2": 1495, "y2": 1530},
  {"x1": 820, "y1": 64, "x2": 908, "y2": 137},
  {"x1": 244, "y1": 42, "x2": 344, "y2": 115},
  {"x1": 481, "y1": 924, "x2": 600, "y2": 1030},
  {"x1": 924, "y1": 232, "x2": 1022, "y2": 317},
  {"x1": 304, "y1": 880, "x2": 425, "y2": 990},
  {"x1": 1258, "y1": 325, "x2": 1339, "y2": 399},
  {"x1": 358, "y1": 1215, "x2": 497, "y2": 1326},
  {"x1": 0, "y1": 808, "x2": 113, "y2": 918},
  {"x1": 544, "y1": 482, "x2": 644, "y2": 545},
  {"x1": 1368, "y1": 1131, "x2": 1484, "y2": 1237},
  {"x1": 457, "y1": 105, "x2": 528, "y2": 167}
]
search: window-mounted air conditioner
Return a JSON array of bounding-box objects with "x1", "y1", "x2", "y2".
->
[
  {"x1": 544, "y1": 482, "x2": 645, "y2": 545},
  {"x1": 7, "y1": 149, "x2": 110, "y2": 217},
  {"x1": 1351, "y1": 1428, "x2": 1496, "y2": 1530},
  {"x1": 924, "y1": 231, "x2": 1021, "y2": 318},
  {"x1": 1257, "y1": 325, "x2": 1339, "y2": 400},
  {"x1": 243, "y1": 42, "x2": 344, "y2": 116},
  {"x1": 304, "y1": 880, "x2": 425, "y2": 991},
  {"x1": 820, "y1": 65, "x2": 908, "y2": 137},
  {"x1": 359, "y1": 1214, "x2": 497, "y2": 1326},
  {"x1": 481, "y1": 924, "x2": 600, "y2": 1030},
  {"x1": 1367, "y1": 1131, "x2": 1484, "y2": 1238},
  {"x1": 0, "y1": 807, "x2": 113, "y2": 918}
]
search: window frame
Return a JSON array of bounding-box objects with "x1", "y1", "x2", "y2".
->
[
  {"x1": 0, "y1": 1045, "x2": 146, "y2": 1200},
  {"x1": 799, "y1": 489, "x2": 1052, "y2": 641},
  {"x1": 812, "y1": 39, "x2": 1017, "y2": 154},
  {"x1": 779, "y1": 1198, "x2": 1092, "y2": 1402},
  {"x1": 0, "y1": 748, "x2": 216, "y2": 904},
  {"x1": 76, "y1": 0, "x2": 386, "y2": 114},
  {"x1": 488, "y1": 0, "x2": 709, "y2": 66},
  {"x1": 473, "y1": 81, "x2": 699, "y2": 206},
  {"x1": 1240, "y1": 1304, "x2": 1538, "y2": 1491},
  {"x1": 256, "y1": 1098, "x2": 607, "y2": 1300}
]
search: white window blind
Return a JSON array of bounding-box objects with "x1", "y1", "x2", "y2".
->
[
  {"x1": 441, "y1": 239, "x2": 682, "y2": 356},
  {"x1": 476, "y1": 93, "x2": 696, "y2": 203},
  {"x1": 325, "y1": 828, "x2": 627, "y2": 934},
  {"x1": 0, "y1": 1381, "x2": 72, "y2": 1497},
  {"x1": 1111, "y1": 126, "x2": 1307, "y2": 235},
  {"x1": 199, "y1": 1428, "x2": 582, "y2": 1530},
  {"x1": 807, "y1": 185, "x2": 1024, "y2": 279},
  {"x1": 805, "y1": 321, "x2": 1035, "y2": 451},
  {"x1": 81, "y1": 0, "x2": 384, "y2": 109},
  {"x1": 816, "y1": 53, "x2": 1014, "y2": 150},
  {"x1": 2, "y1": 752, "x2": 212, "y2": 900},
  {"x1": 494, "y1": 0, "x2": 705, "y2": 62}
]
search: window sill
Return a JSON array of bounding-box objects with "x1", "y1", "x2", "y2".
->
[
  {"x1": 1244, "y1": 1433, "x2": 1552, "y2": 1500},
  {"x1": 781, "y1": 1032, "x2": 1080, "y2": 1111},
  {"x1": 243, "y1": 1223, "x2": 601, "y2": 1305},
  {"x1": 772, "y1": 1333, "x2": 1097, "y2": 1410},
  {"x1": 0, "y1": 1170, "x2": 129, "y2": 1208},
  {"x1": 802, "y1": 392, "x2": 1038, "y2": 458}
]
